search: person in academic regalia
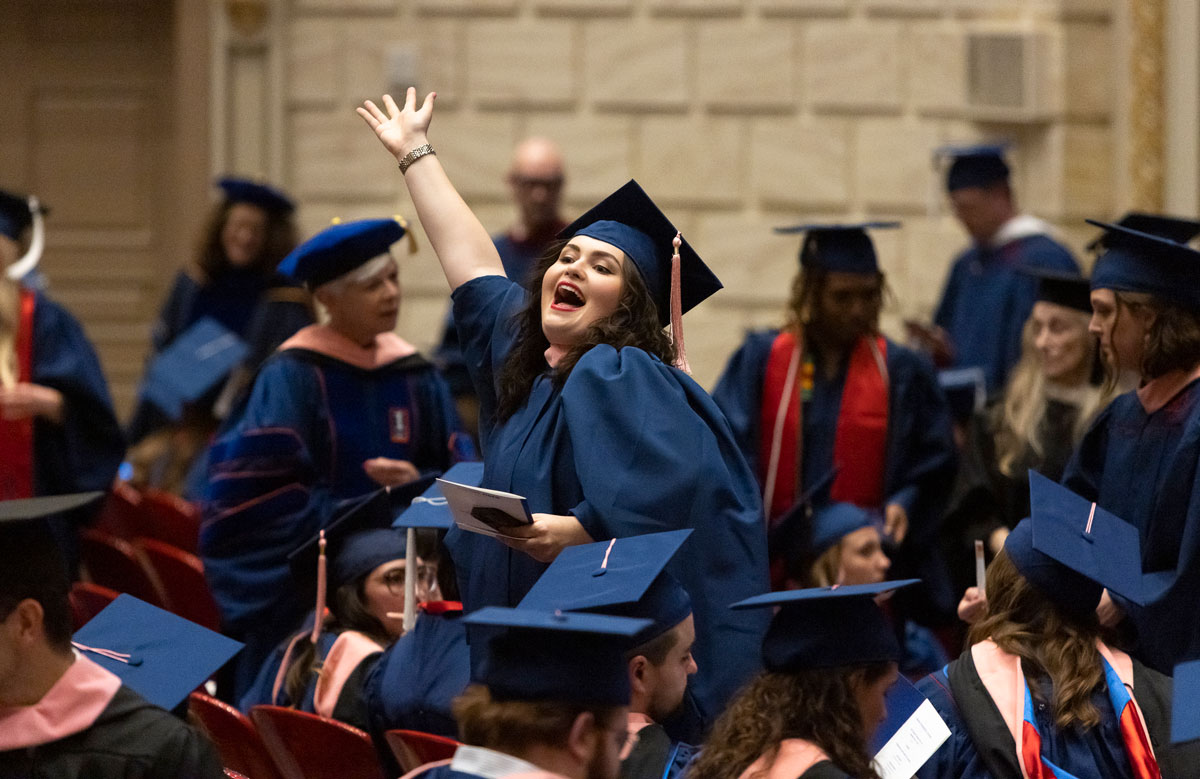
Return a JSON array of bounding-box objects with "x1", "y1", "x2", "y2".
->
[
  {"x1": 358, "y1": 90, "x2": 769, "y2": 723},
  {"x1": 239, "y1": 486, "x2": 444, "y2": 731},
  {"x1": 435, "y1": 137, "x2": 569, "y2": 438},
  {"x1": 712, "y1": 223, "x2": 955, "y2": 621},
  {"x1": 927, "y1": 145, "x2": 1079, "y2": 394},
  {"x1": 0, "y1": 494, "x2": 225, "y2": 779},
  {"x1": 917, "y1": 475, "x2": 1200, "y2": 779},
  {"x1": 401, "y1": 606, "x2": 645, "y2": 779},
  {"x1": 201, "y1": 218, "x2": 474, "y2": 699},
  {"x1": 126, "y1": 176, "x2": 313, "y2": 494},
  {"x1": 0, "y1": 190, "x2": 124, "y2": 568},
  {"x1": 517, "y1": 532, "x2": 701, "y2": 779},
  {"x1": 1060, "y1": 219, "x2": 1200, "y2": 674},
  {"x1": 690, "y1": 580, "x2": 914, "y2": 779}
]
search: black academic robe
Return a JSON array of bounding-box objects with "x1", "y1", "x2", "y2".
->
[{"x1": 0, "y1": 685, "x2": 223, "y2": 779}]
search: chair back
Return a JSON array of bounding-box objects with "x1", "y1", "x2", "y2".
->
[
  {"x1": 135, "y1": 537, "x2": 222, "y2": 630},
  {"x1": 91, "y1": 482, "x2": 144, "y2": 539},
  {"x1": 385, "y1": 730, "x2": 462, "y2": 773},
  {"x1": 251, "y1": 705, "x2": 385, "y2": 779},
  {"x1": 189, "y1": 692, "x2": 284, "y2": 779},
  {"x1": 69, "y1": 581, "x2": 120, "y2": 630},
  {"x1": 138, "y1": 488, "x2": 202, "y2": 553},
  {"x1": 78, "y1": 528, "x2": 167, "y2": 607}
]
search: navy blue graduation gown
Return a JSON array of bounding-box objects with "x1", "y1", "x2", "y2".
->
[
  {"x1": 1062, "y1": 379, "x2": 1200, "y2": 672},
  {"x1": 200, "y1": 345, "x2": 473, "y2": 696},
  {"x1": 449, "y1": 275, "x2": 769, "y2": 720},
  {"x1": 27, "y1": 291, "x2": 125, "y2": 497},
  {"x1": 128, "y1": 270, "x2": 312, "y2": 441},
  {"x1": 934, "y1": 234, "x2": 1078, "y2": 394},
  {"x1": 712, "y1": 330, "x2": 958, "y2": 617},
  {"x1": 915, "y1": 649, "x2": 1190, "y2": 779}
]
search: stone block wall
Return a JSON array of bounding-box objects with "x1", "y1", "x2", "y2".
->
[{"x1": 278, "y1": 0, "x2": 1117, "y2": 388}]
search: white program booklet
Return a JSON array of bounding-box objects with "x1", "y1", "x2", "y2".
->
[
  {"x1": 436, "y1": 478, "x2": 533, "y2": 539},
  {"x1": 871, "y1": 676, "x2": 951, "y2": 779}
]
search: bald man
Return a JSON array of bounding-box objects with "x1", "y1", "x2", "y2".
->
[{"x1": 435, "y1": 138, "x2": 568, "y2": 435}]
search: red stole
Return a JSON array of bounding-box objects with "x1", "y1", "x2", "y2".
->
[
  {"x1": 0, "y1": 289, "x2": 36, "y2": 500},
  {"x1": 759, "y1": 331, "x2": 889, "y2": 522}
]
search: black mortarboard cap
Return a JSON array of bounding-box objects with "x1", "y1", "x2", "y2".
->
[
  {"x1": 1018, "y1": 267, "x2": 1092, "y2": 314},
  {"x1": 936, "y1": 143, "x2": 1011, "y2": 192},
  {"x1": 559, "y1": 180, "x2": 722, "y2": 327},
  {"x1": 0, "y1": 189, "x2": 35, "y2": 241},
  {"x1": 731, "y1": 579, "x2": 920, "y2": 671},
  {"x1": 1086, "y1": 219, "x2": 1200, "y2": 309},
  {"x1": 773, "y1": 222, "x2": 900, "y2": 275},
  {"x1": 1086, "y1": 212, "x2": 1200, "y2": 253}
]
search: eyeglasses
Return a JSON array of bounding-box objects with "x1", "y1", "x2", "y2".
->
[
  {"x1": 510, "y1": 175, "x2": 564, "y2": 192},
  {"x1": 379, "y1": 563, "x2": 439, "y2": 598}
]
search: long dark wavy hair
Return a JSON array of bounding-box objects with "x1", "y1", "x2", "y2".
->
[
  {"x1": 689, "y1": 666, "x2": 891, "y2": 779},
  {"x1": 193, "y1": 200, "x2": 297, "y2": 282},
  {"x1": 783, "y1": 265, "x2": 888, "y2": 335},
  {"x1": 1103, "y1": 291, "x2": 1200, "y2": 393},
  {"x1": 968, "y1": 549, "x2": 1122, "y2": 729},
  {"x1": 495, "y1": 240, "x2": 676, "y2": 421}
]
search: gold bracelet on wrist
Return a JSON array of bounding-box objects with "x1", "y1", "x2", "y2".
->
[{"x1": 398, "y1": 143, "x2": 435, "y2": 174}]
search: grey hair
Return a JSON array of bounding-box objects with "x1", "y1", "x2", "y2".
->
[{"x1": 316, "y1": 252, "x2": 396, "y2": 296}]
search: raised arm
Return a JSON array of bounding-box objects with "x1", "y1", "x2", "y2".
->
[{"x1": 358, "y1": 90, "x2": 505, "y2": 290}]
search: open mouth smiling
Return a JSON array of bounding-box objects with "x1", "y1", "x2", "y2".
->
[{"x1": 551, "y1": 281, "x2": 585, "y2": 311}]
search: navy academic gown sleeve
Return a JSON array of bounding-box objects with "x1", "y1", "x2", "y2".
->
[
  {"x1": 30, "y1": 292, "x2": 125, "y2": 497},
  {"x1": 711, "y1": 329, "x2": 778, "y2": 475}
]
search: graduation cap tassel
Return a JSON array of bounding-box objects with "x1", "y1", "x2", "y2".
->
[
  {"x1": 5, "y1": 196, "x2": 44, "y2": 282},
  {"x1": 310, "y1": 531, "x2": 327, "y2": 645},
  {"x1": 669, "y1": 232, "x2": 690, "y2": 374},
  {"x1": 403, "y1": 526, "x2": 417, "y2": 633}
]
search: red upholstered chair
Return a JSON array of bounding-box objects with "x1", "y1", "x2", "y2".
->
[
  {"x1": 189, "y1": 693, "x2": 284, "y2": 779},
  {"x1": 91, "y1": 482, "x2": 144, "y2": 539},
  {"x1": 224, "y1": 771, "x2": 250, "y2": 779},
  {"x1": 69, "y1": 581, "x2": 120, "y2": 629},
  {"x1": 385, "y1": 730, "x2": 462, "y2": 773},
  {"x1": 134, "y1": 538, "x2": 222, "y2": 630},
  {"x1": 251, "y1": 705, "x2": 386, "y2": 779},
  {"x1": 78, "y1": 527, "x2": 167, "y2": 607},
  {"x1": 137, "y1": 488, "x2": 202, "y2": 553}
]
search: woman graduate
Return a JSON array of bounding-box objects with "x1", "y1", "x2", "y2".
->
[
  {"x1": 357, "y1": 90, "x2": 768, "y2": 720},
  {"x1": 0, "y1": 190, "x2": 124, "y2": 564},
  {"x1": 126, "y1": 176, "x2": 313, "y2": 491},
  {"x1": 690, "y1": 580, "x2": 915, "y2": 779},
  {"x1": 201, "y1": 217, "x2": 473, "y2": 697},
  {"x1": 711, "y1": 223, "x2": 955, "y2": 617},
  {"x1": 1060, "y1": 220, "x2": 1200, "y2": 673},
  {"x1": 916, "y1": 473, "x2": 1197, "y2": 779}
]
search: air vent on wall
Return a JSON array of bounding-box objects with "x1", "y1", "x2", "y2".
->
[{"x1": 965, "y1": 29, "x2": 1055, "y2": 123}]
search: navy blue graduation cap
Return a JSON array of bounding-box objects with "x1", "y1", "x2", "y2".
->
[
  {"x1": 936, "y1": 143, "x2": 1011, "y2": 192},
  {"x1": 465, "y1": 606, "x2": 652, "y2": 706},
  {"x1": 518, "y1": 530, "x2": 693, "y2": 642},
  {"x1": 1086, "y1": 219, "x2": 1200, "y2": 310},
  {"x1": 938, "y1": 368, "x2": 986, "y2": 423},
  {"x1": 1019, "y1": 267, "x2": 1092, "y2": 314},
  {"x1": 0, "y1": 493, "x2": 106, "y2": 601},
  {"x1": 731, "y1": 580, "x2": 920, "y2": 671},
  {"x1": 288, "y1": 476, "x2": 435, "y2": 591},
  {"x1": 1171, "y1": 658, "x2": 1200, "y2": 743},
  {"x1": 393, "y1": 461, "x2": 485, "y2": 531},
  {"x1": 0, "y1": 189, "x2": 42, "y2": 241},
  {"x1": 139, "y1": 317, "x2": 249, "y2": 420},
  {"x1": 810, "y1": 503, "x2": 879, "y2": 557},
  {"x1": 1004, "y1": 471, "x2": 1144, "y2": 619},
  {"x1": 559, "y1": 180, "x2": 722, "y2": 327},
  {"x1": 216, "y1": 176, "x2": 295, "y2": 215},
  {"x1": 0, "y1": 492, "x2": 107, "y2": 524},
  {"x1": 278, "y1": 218, "x2": 407, "y2": 289},
  {"x1": 772, "y1": 222, "x2": 900, "y2": 275},
  {"x1": 72, "y1": 594, "x2": 243, "y2": 712},
  {"x1": 1086, "y1": 212, "x2": 1200, "y2": 254}
]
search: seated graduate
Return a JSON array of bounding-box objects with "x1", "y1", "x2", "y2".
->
[
  {"x1": 517, "y1": 531, "x2": 700, "y2": 779},
  {"x1": 127, "y1": 176, "x2": 312, "y2": 492},
  {"x1": 358, "y1": 91, "x2": 768, "y2": 722},
  {"x1": 0, "y1": 494, "x2": 226, "y2": 778},
  {"x1": 0, "y1": 190, "x2": 124, "y2": 567},
  {"x1": 711, "y1": 223, "x2": 955, "y2": 622},
  {"x1": 364, "y1": 466, "x2": 478, "y2": 773},
  {"x1": 1061, "y1": 219, "x2": 1200, "y2": 673},
  {"x1": 918, "y1": 473, "x2": 1198, "y2": 779},
  {"x1": 240, "y1": 483, "x2": 438, "y2": 730},
  {"x1": 691, "y1": 580, "x2": 915, "y2": 779},
  {"x1": 404, "y1": 606, "x2": 649, "y2": 779},
  {"x1": 201, "y1": 217, "x2": 474, "y2": 698}
]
